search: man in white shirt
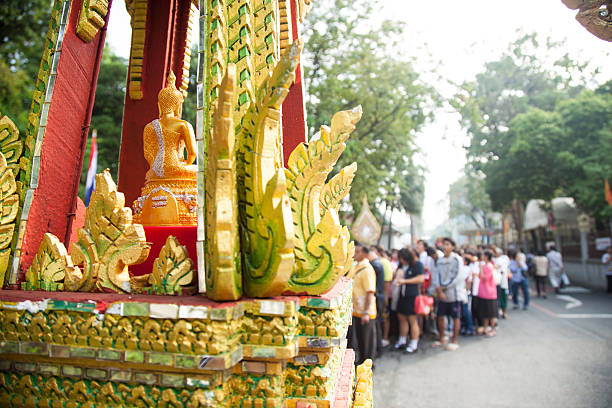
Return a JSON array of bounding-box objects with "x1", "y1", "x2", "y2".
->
[
  {"x1": 494, "y1": 247, "x2": 510, "y2": 319},
  {"x1": 546, "y1": 246, "x2": 564, "y2": 293},
  {"x1": 430, "y1": 237, "x2": 466, "y2": 351}
]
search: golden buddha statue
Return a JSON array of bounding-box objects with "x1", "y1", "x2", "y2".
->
[{"x1": 133, "y1": 71, "x2": 198, "y2": 226}]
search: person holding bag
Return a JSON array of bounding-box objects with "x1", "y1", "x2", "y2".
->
[
  {"x1": 477, "y1": 250, "x2": 499, "y2": 336},
  {"x1": 394, "y1": 247, "x2": 425, "y2": 353}
]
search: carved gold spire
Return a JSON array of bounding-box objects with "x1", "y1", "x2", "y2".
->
[
  {"x1": 352, "y1": 194, "x2": 381, "y2": 246},
  {"x1": 205, "y1": 64, "x2": 242, "y2": 300},
  {"x1": 236, "y1": 40, "x2": 302, "y2": 297},
  {"x1": 284, "y1": 107, "x2": 361, "y2": 295}
]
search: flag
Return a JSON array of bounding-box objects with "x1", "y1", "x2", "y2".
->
[
  {"x1": 84, "y1": 129, "x2": 98, "y2": 206},
  {"x1": 606, "y1": 179, "x2": 612, "y2": 208}
]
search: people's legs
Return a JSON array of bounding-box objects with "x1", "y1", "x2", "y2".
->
[
  {"x1": 607, "y1": 275, "x2": 612, "y2": 294},
  {"x1": 383, "y1": 303, "x2": 391, "y2": 343},
  {"x1": 436, "y1": 315, "x2": 446, "y2": 344},
  {"x1": 408, "y1": 315, "x2": 420, "y2": 340},
  {"x1": 461, "y1": 301, "x2": 474, "y2": 334},
  {"x1": 375, "y1": 298, "x2": 384, "y2": 356},
  {"x1": 350, "y1": 316, "x2": 361, "y2": 364},
  {"x1": 396, "y1": 313, "x2": 409, "y2": 347},
  {"x1": 521, "y1": 278, "x2": 530, "y2": 308},
  {"x1": 511, "y1": 281, "x2": 520, "y2": 308},
  {"x1": 535, "y1": 276, "x2": 542, "y2": 297},
  {"x1": 406, "y1": 314, "x2": 420, "y2": 352},
  {"x1": 355, "y1": 318, "x2": 376, "y2": 365},
  {"x1": 540, "y1": 276, "x2": 547, "y2": 297},
  {"x1": 451, "y1": 317, "x2": 461, "y2": 344}
]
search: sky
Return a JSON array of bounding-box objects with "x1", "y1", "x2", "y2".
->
[{"x1": 105, "y1": 0, "x2": 611, "y2": 236}]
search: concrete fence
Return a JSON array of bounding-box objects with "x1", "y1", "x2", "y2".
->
[{"x1": 563, "y1": 258, "x2": 607, "y2": 291}]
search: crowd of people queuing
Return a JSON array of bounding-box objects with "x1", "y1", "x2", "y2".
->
[{"x1": 347, "y1": 237, "x2": 567, "y2": 367}]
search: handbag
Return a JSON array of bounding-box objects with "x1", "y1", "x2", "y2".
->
[{"x1": 414, "y1": 295, "x2": 433, "y2": 316}]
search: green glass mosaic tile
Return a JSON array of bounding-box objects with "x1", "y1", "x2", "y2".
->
[
  {"x1": 70, "y1": 347, "x2": 96, "y2": 359},
  {"x1": 122, "y1": 302, "x2": 149, "y2": 317},
  {"x1": 210, "y1": 307, "x2": 228, "y2": 321},
  {"x1": 38, "y1": 364, "x2": 60, "y2": 376},
  {"x1": 50, "y1": 345, "x2": 70, "y2": 358},
  {"x1": 67, "y1": 301, "x2": 95, "y2": 313},
  {"x1": 97, "y1": 349, "x2": 123, "y2": 361},
  {"x1": 134, "y1": 372, "x2": 157, "y2": 385},
  {"x1": 175, "y1": 355, "x2": 196, "y2": 369},
  {"x1": 149, "y1": 352, "x2": 173, "y2": 366},
  {"x1": 86, "y1": 368, "x2": 107, "y2": 380},
  {"x1": 0, "y1": 341, "x2": 19, "y2": 353},
  {"x1": 307, "y1": 298, "x2": 330, "y2": 308},
  {"x1": 125, "y1": 350, "x2": 145, "y2": 363},
  {"x1": 47, "y1": 300, "x2": 67, "y2": 310},
  {"x1": 62, "y1": 365, "x2": 83, "y2": 377},
  {"x1": 161, "y1": 374, "x2": 184, "y2": 387},
  {"x1": 110, "y1": 370, "x2": 132, "y2": 382},
  {"x1": 21, "y1": 342, "x2": 48, "y2": 355}
]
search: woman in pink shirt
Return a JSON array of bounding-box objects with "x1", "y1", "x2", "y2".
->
[{"x1": 478, "y1": 250, "x2": 498, "y2": 337}]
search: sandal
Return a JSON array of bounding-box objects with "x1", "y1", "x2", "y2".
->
[
  {"x1": 485, "y1": 330, "x2": 496, "y2": 337},
  {"x1": 444, "y1": 343, "x2": 459, "y2": 351},
  {"x1": 431, "y1": 340, "x2": 446, "y2": 348}
]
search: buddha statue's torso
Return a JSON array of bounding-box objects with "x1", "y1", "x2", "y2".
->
[{"x1": 143, "y1": 118, "x2": 197, "y2": 182}]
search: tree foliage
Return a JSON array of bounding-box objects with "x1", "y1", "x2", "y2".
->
[
  {"x1": 454, "y1": 32, "x2": 611, "y2": 228},
  {"x1": 302, "y1": 0, "x2": 433, "y2": 218},
  {"x1": 0, "y1": 0, "x2": 53, "y2": 132},
  {"x1": 449, "y1": 171, "x2": 493, "y2": 231}
]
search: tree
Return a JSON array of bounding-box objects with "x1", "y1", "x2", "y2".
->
[
  {"x1": 0, "y1": 0, "x2": 53, "y2": 132},
  {"x1": 302, "y1": 0, "x2": 434, "y2": 220},
  {"x1": 449, "y1": 172, "x2": 494, "y2": 233},
  {"x1": 78, "y1": 46, "x2": 128, "y2": 196},
  {"x1": 452, "y1": 32, "x2": 602, "y2": 242}
]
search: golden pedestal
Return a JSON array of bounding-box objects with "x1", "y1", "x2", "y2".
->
[{"x1": 133, "y1": 178, "x2": 197, "y2": 226}]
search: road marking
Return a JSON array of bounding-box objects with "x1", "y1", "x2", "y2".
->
[
  {"x1": 531, "y1": 303, "x2": 606, "y2": 341},
  {"x1": 556, "y1": 294, "x2": 583, "y2": 309},
  {"x1": 559, "y1": 286, "x2": 591, "y2": 294},
  {"x1": 557, "y1": 314, "x2": 612, "y2": 319}
]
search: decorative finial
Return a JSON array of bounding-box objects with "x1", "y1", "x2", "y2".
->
[{"x1": 166, "y1": 71, "x2": 177, "y2": 89}]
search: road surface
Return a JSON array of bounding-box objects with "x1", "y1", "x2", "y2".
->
[{"x1": 373, "y1": 286, "x2": 612, "y2": 407}]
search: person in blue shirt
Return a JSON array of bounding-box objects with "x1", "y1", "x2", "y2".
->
[{"x1": 509, "y1": 249, "x2": 529, "y2": 310}]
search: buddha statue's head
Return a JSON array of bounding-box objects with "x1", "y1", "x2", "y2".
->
[{"x1": 158, "y1": 71, "x2": 184, "y2": 118}]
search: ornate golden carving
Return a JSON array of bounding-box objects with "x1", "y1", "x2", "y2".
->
[
  {"x1": 353, "y1": 359, "x2": 374, "y2": 407},
  {"x1": 206, "y1": 64, "x2": 242, "y2": 300},
  {"x1": 284, "y1": 107, "x2": 361, "y2": 295},
  {"x1": 0, "y1": 112, "x2": 24, "y2": 176},
  {"x1": 0, "y1": 373, "x2": 228, "y2": 408},
  {"x1": 66, "y1": 170, "x2": 150, "y2": 292},
  {"x1": 126, "y1": 0, "x2": 148, "y2": 100},
  {"x1": 76, "y1": 0, "x2": 110, "y2": 42},
  {"x1": 0, "y1": 150, "x2": 19, "y2": 287},
  {"x1": 24, "y1": 233, "x2": 78, "y2": 291},
  {"x1": 149, "y1": 235, "x2": 196, "y2": 295},
  {"x1": 237, "y1": 41, "x2": 302, "y2": 298},
  {"x1": 351, "y1": 194, "x2": 381, "y2": 246}
]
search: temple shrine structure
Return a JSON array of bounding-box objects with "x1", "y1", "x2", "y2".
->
[{"x1": 0, "y1": 0, "x2": 373, "y2": 407}]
